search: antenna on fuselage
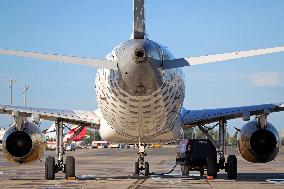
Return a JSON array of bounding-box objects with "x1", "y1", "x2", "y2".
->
[{"x1": 132, "y1": 0, "x2": 146, "y2": 39}]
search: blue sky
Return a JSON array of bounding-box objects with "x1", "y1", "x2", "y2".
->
[{"x1": 0, "y1": 0, "x2": 284, "y2": 134}]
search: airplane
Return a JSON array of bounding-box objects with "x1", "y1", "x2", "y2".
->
[
  {"x1": 45, "y1": 123, "x2": 88, "y2": 143},
  {"x1": 63, "y1": 125, "x2": 88, "y2": 144},
  {"x1": 45, "y1": 123, "x2": 88, "y2": 150},
  {"x1": 0, "y1": 0, "x2": 284, "y2": 180}
]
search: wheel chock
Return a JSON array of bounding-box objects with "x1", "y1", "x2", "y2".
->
[
  {"x1": 67, "y1": 177, "x2": 76, "y2": 180},
  {"x1": 207, "y1": 175, "x2": 214, "y2": 180}
]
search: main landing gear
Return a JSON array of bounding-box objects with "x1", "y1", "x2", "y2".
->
[
  {"x1": 199, "y1": 120, "x2": 237, "y2": 179},
  {"x1": 134, "y1": 142, "x2": 150, "y2": 176},
  {"x1": 45, "y1": 120, "x2": 76, "y2": 180}
]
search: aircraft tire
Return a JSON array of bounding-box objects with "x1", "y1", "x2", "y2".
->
[
  {"x1": 134, "y1": 161, "x2": 139, "y2": 175},
  {"x1": 227, "y1": 155, "x2": 237, "y2": 179},
  {"x1": 45, "y1": 156, "x2": 55, "y2": 180},
  {"x1": 65, "y1": 156, "x2": 75, "y2": 179},
  {"x1": 181, "y1": 165, "x2": 189, "y2": 176},
  {"x1": 144, "y1": 162, "x2": 149, "y2": 176},
  {"x1": 207, "y1": 157, "x2": 217, "y2": 178}
]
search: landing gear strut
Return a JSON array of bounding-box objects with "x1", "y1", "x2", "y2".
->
[
  {"x1": 198, "y1": 120, "x2": 237, "y2": 179},
  {"x1": 45, "y1": 120, "x2": 76, "y2": 180},
  {"x1": 218, "y1": 120, "x2": 237, "y2": 179},
  {"x1": 134, "y1": 142, "x2": 149, "y2": 176}
]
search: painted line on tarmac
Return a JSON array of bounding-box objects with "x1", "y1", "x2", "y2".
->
[
  {"x1": 266, "y1": 179, "x2": 284, "y2": 184},
  {"x1": 127, "y1": 178, "x2": 148, "y2": 189}
]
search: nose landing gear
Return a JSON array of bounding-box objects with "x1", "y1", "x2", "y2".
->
[{"x1": 134, "y1": 143, "x2": 150, "y2": 176}]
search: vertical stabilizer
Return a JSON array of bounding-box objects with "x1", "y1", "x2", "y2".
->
[{"x1": 132, "y1": 0, "x2": 146, "y2": 39}]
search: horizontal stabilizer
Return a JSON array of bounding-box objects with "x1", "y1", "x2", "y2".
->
[
  {"x1": 164, "y1": 45, "x2": 284, "y2": 68},
  {"x1": 163, "y1": 58, "x2": 189, "y2": 69},
  {"x1": 0, "y1": 49, "x2": 118, "y2": 70}
]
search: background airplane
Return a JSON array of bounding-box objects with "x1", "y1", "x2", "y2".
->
[{"x1": 45, "y1": 123, "x2": 88, "y2": 143}]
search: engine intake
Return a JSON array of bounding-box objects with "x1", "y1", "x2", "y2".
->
[
  {"x1": 6, "y1": 131, "x2": 33, "y2": 157},
  {"x1": 238, "y1": 120, "x2": 280, "y2": 163},
  {"x1": 2, "y1": 121, "x2": 46, "y2": 164}
]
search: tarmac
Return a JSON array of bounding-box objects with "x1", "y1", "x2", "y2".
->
[{"x1": 0, "y1": 146, "x2": 283, "y2": 189}]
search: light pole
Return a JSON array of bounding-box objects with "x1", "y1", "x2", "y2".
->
[
  {"x1": 8, "y1": 78, "x2": 16, "y2": 125},
  {"x1": 23, "y1": 85, "x2": 29, "y2": 107},
  {"x1": 9, "y1": 78, "x2": 16, "y2": 106}
]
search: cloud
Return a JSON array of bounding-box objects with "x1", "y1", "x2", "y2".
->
[{"x1": 250, "y1": 72, "x2": 282, "y2": 87}]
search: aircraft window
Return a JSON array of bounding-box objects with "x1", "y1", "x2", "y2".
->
[
  {"x1": 163, "y1": 96, "x2": 169, "y2": 102},
  {"x1": 154, "y1": 106, "x2": 160, "y2": 110},
  {"x1": 107, "y1": 86, "x2": 112, "y2": 93},
  {"x1": 111, "y1": 94, "x2": 118, "y2": 100},
  {"x1": 142, "y1": 98, "x2": 151, "y2": 102},
  {"x1": 119, "y1": 99, "x2": 127, "y2": 105},
  {"x1": 162, "y1": 89, "x2": 168, "y2": 96},
  {"x1": 130, "y1": 111, "x2": 138, "y2": 114},
  {"x1": 111, "y1": 103, "x2": 117, "y2": 108},
  {"x1": 129, "y1": 104, "x2": 138, "y2": 108},
  {"x1": 105, "y1": 93, "x2": 110, "y2": 99},
  {"x1": 143, "y1": 111, "x2": 151, "y2": 114},
  {"x1": 112, "y1": 89, "x2": 118, "y2": 96},
  {"x1": 129, "y1": 98, "x2": 139, "y2": 102},
  {"x1": 118, "y1": 91, "x2": 128, "y2": 97},
  {"x1": 165, "y1": 101, "x2": 170, "y2": 107},
  {"x1": 170, "y1": 92, "x2": 175, "y2": 99},
  {"x1": 153, "y1": 92, "x2": 160, "y2": 97},
  {"x1": 119, "y1": 111, "x2": 126, "y2": 115},
  {"x1": 168, "y1": 87, "x2": 173, "y2": 94},
  {"x1": 142, "y1": 104, "x2": 151, "y2": 108},
  {"x1": 154, "y1": 98, "x2": 162, "y2": 104}
]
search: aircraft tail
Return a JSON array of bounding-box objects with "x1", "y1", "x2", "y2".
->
[{"x1": 132, "y1": 0, "x2": 146, "y2": 39}]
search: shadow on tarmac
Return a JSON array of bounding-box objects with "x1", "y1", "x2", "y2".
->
[
  {"x1": 217, "y1": 173, "x2": 284, "y2": 181},
  {"x1": 76, "y1": 172, "x2": 284, "y2": 182}
]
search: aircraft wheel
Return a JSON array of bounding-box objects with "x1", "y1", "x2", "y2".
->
[
  {"x1": 207, "y1": 157, "x2": 217, "y2": 178},
  {"x1": 181, "y1": 165, "x2": 189, "y2": 176},
  {"x1": 45, "y1": 156, "x2": 55, "y2": 180},
  {"x1": 65, "y1": 156, "x2": 75, "y2": 179},
  {"x1": 144, "y1": 162, "x2": 150, "y2": 176},
  {"x1": 227, "y1": 155, "x2": 237, "y2": 179},
  {"x1": 134, "y1": 161, "x2": 139, "y2": 175}
]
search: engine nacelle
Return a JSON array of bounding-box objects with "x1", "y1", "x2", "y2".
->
[
  {"x1": 238, "y1": 120, "x2": 280, "y2": 163},
  {"x1": 2, "y1": 121, "x2": 46, "y2": 164}
]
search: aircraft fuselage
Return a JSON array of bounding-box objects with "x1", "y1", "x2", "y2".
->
[{"x1": 95, "y1": 39, "x2": 185, "y2": 143}]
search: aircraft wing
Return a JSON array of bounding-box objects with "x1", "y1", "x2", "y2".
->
[
  {"x1": 163, "y1": 45, "x2": 284, "y2": 69},
  {"x1": 0, "y1": 105, "x2": 100, "y2": 128},
  {"x1": 0, "y1": 49, "x2": 118, "y2": 70},
  {"x1": 181, "y1": 103, "x2": 284, "y2": 126}
]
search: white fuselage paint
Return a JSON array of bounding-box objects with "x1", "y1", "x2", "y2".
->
[{"x1": 95, "y1": 40, "x2": 185, "y2": 143}]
